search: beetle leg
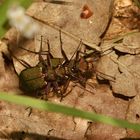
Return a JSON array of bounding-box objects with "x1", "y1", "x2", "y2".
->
[
  {"x1": 18, "y1": 46, "x2": 48, "y2": 55},
  {"x1": 59, "y1": 30, "x2": 69, "y2": 66},
  {"x1": 9, "y1": 48, "x2": 32, "y2": 68},
  {"x1": 47, "y1": 39, "x2": 53, "y2": 58},
  {"x1": 45, "y1": 39, "x2": 54, "y2": 69},
  {"x1": 72, "y1": 82, "x2": 96, "y2": 95},
  {"x1": 74, "y1": 50, "x2": 80, "y2": 69},
  {"x1": 52, "y1": 81, "x2": 62, "y2": 97},
  {"x1": 38, "y1": 36, "x2": 47, "y2": 66},
  {"x1": 14, "y1": 56, "x2": 31, "y2": 68},
  {"x1": 38, "y1": 36, "x2": 53, "y2": 69},
  {"x1": 68, "y1": 40, "x2": 82, "y2": 69},
  {"x1": 74, "y1": 40, "x2": 83, "y2": 67},
  {"x1": 44, "y1": 82, "x2": 57, "y2": 98},
  {"x1": 39, "y1": 35, "x2": 43, "y2": 61},
  {"x1": 51, "y1": 81, "x2": 69, "y2": 100},
  {"x1": 59, "y1": 78, "x2": 72, "y2": 101},
  {"x1": 38, "y1": 36, "x2": 48, "y2": 67},
  {"x1": 70, "y1": 39, "x2": 82, "y2": 61},
  {"x1": 45, "y1": 82, "x2": 51, "y2": 95},
  {"x1": 19, "y1": 59, "x2": 32, "y2": 68},
  {"x1": 62, "y1": 78, "x2": 70, "y2": 94}
]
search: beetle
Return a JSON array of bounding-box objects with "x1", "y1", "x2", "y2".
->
[{"x1": 12, "y1": 31, "x2": 97, "y2": 99}]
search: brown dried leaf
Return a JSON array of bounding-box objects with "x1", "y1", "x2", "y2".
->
[
  {"x1": 1, "y1": 0, "x2": 137, "y2": 140},
  {"x1": 114, "y1": 1, "x2": 140, "y2": 30},
  {"x1": 126, "y1": 94, "x2": 140, "y2": 138},
  {"x1": 111, "y1": 55, "x2": 140, "y2": 97},
  {"x1": 26, "y1": 0, "x2": 114, "y2": 45},
  {"x1": 0, "y1": 41, "x2": 20, "y2": 93},
  {"x1": 114, "y1": 32, "x2": 140, "y2": 54},
  {"x1": 96, "y1": 51, "x2": 118, "y2": 81}
]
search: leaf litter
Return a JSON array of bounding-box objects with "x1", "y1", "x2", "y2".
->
[{"x1": 0, "y1": 0, "x2": 140, "y2": 139}]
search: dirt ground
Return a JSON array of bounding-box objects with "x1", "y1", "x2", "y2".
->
[{"x1": 0, "y1": 0, "x2": 140, "y2": 139}]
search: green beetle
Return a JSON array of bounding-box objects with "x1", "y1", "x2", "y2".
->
[
  {"x1": 18, "y1": 56, "x2": 68, "y2": 97},
  {"x1": 14, "y1": 32, "x2": 96, "y2": 99}
]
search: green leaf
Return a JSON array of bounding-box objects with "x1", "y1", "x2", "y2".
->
[{"x1": 0, "y1": 92, "x2": 140, "y2": 131}]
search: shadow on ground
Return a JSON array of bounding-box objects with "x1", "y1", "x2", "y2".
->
[{"x1": 0, "y1": 131, "x2": 66, "y2": 140}]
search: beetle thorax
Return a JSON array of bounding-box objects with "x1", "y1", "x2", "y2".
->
[{"x1": 45, "y1": 68, "x2": 56, "y2": 81}]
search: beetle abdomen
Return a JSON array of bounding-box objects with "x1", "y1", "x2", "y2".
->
[{"x1": 19, "y1": 66, "x2": 45, "y2": 93}]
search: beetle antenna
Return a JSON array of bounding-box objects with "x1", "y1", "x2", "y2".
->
[{"x1": 18, "y1": 46, "x2": 48, "y2": 55}]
